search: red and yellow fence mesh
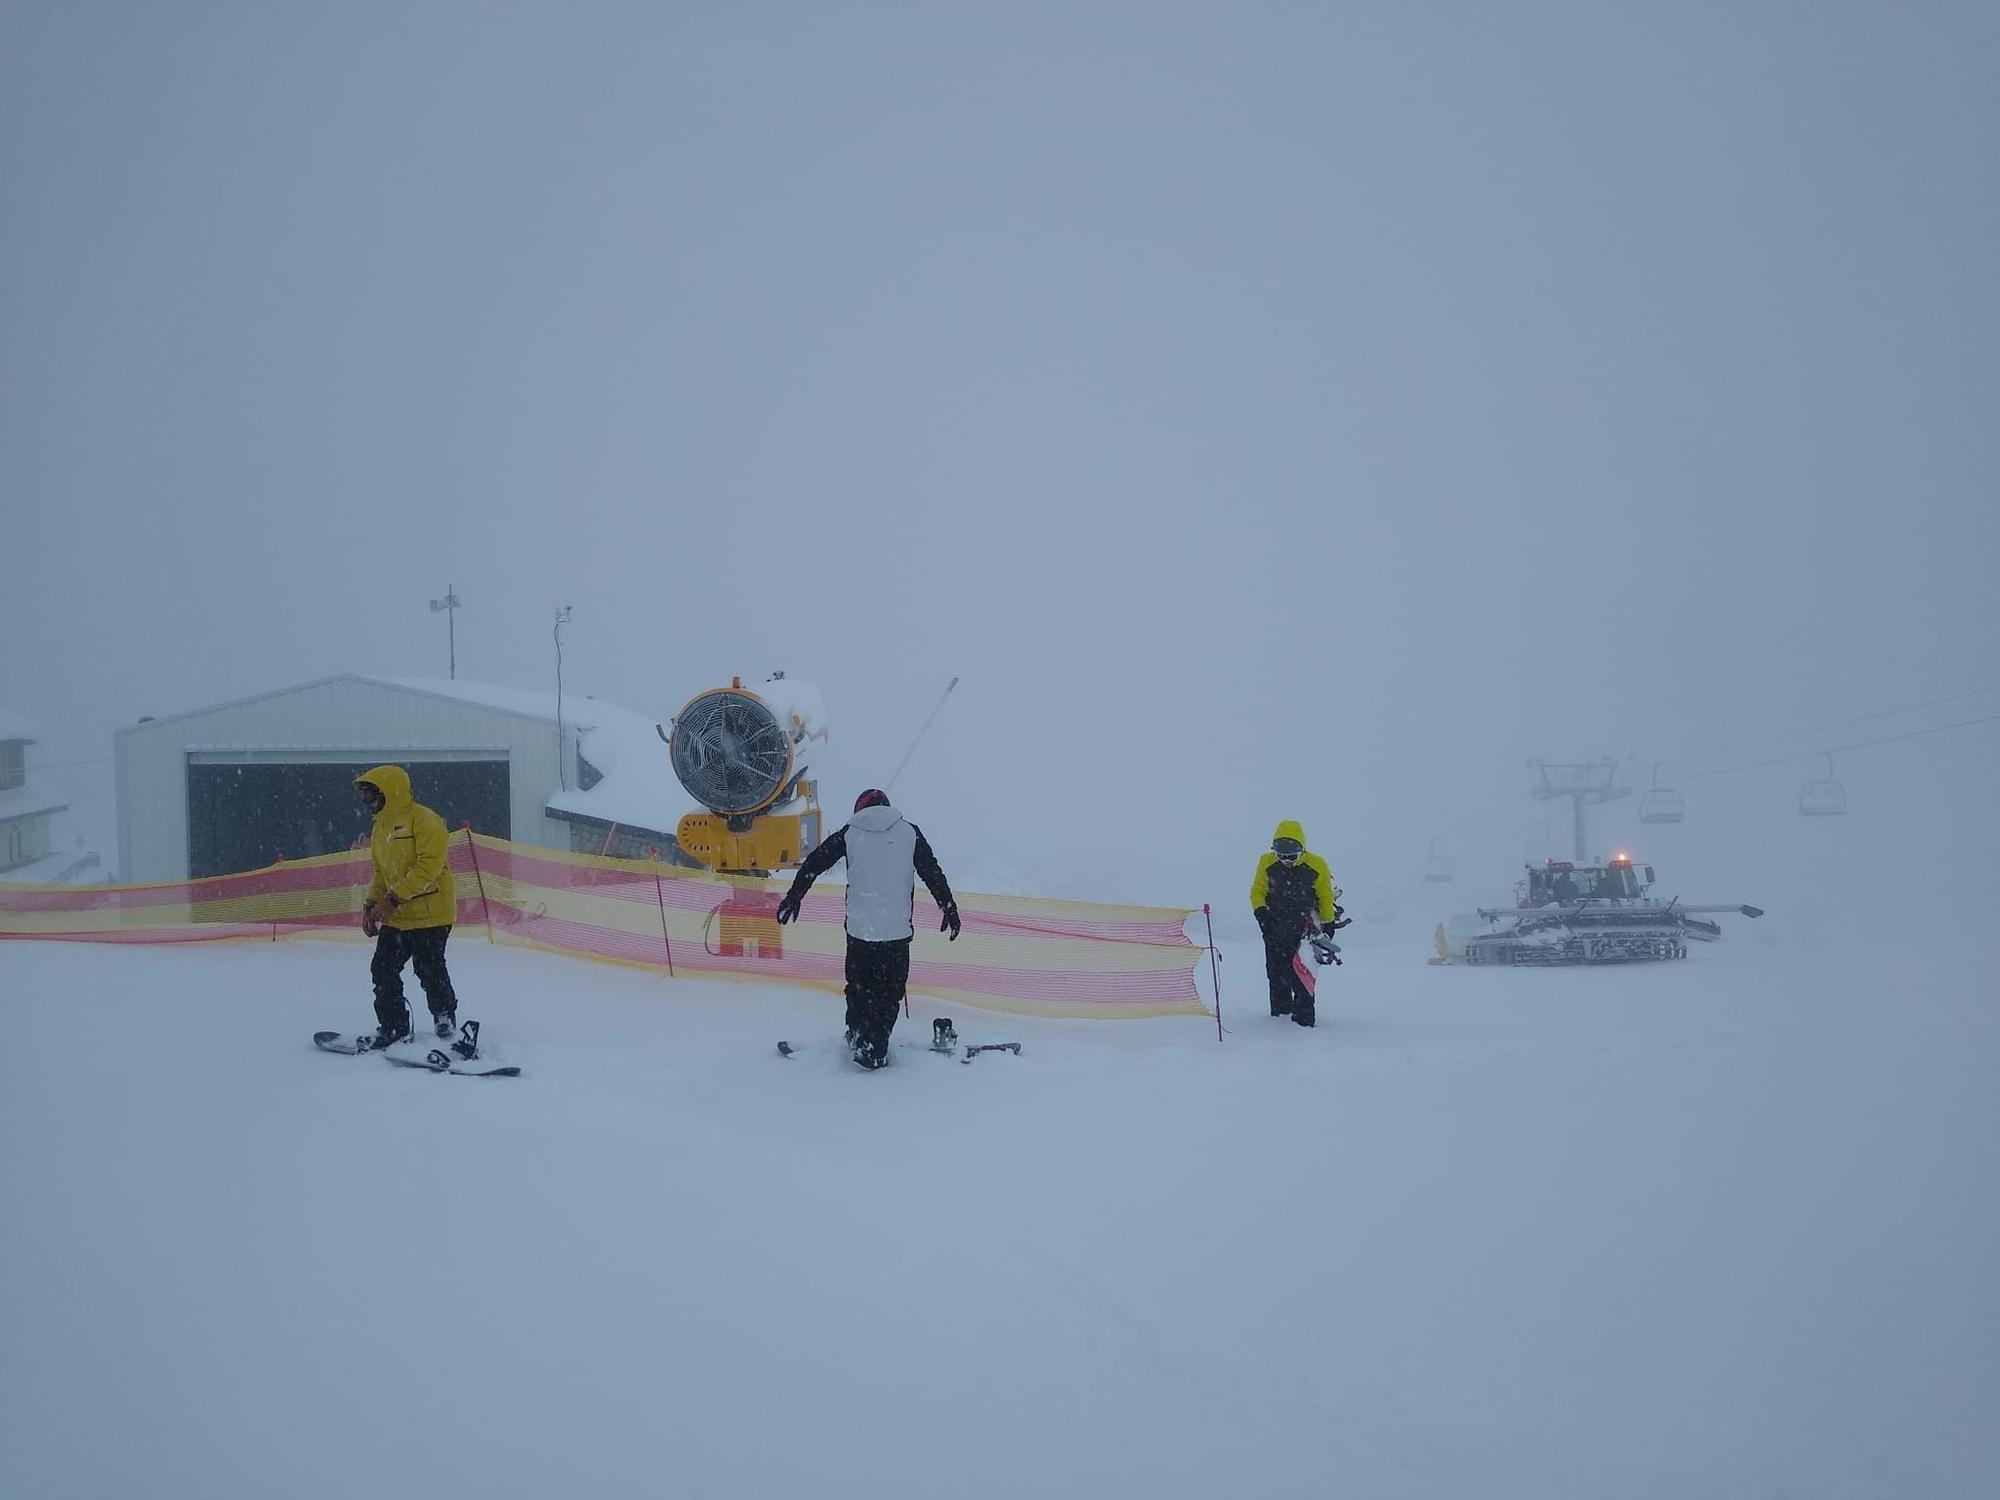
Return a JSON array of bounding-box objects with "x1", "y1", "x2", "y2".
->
[{"x1": 0, "y1": 831, "x2": 1207, "y2": 1021}]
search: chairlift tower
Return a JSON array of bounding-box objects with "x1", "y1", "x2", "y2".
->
[{"x1": 1528, "y1": 758, "x2": 1631, "y2": 862}]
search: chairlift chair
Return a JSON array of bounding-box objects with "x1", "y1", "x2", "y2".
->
[
  {"x1": 1639, "y1": 788, "x2": 1685, "y2": 823},
  {"x1": 1638, "y1": 762, "x2": 1685, "y2": 824},
  {"x1": 1422, "y1": 838, "x2": 1454, "y2": 883},
  {"x1": 1799, "y1": 752, "x2": 1848, "y2": 817}
]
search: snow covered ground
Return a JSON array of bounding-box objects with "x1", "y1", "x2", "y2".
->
[{"x1": 2, "y1": 920, "x2": 1995, "y2": 1498}]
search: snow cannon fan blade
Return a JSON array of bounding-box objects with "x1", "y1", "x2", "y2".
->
[{"x1": 667, "y1": 687, "x2": 797, "y2": 816}]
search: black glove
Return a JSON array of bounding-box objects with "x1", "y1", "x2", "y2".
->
[
  {"x1": 775, "y1": 893, "x2": 800, "y2": 925},
  {"x1": 1253, "y1": 906, "x2": 1270, "y2": 931},
  {"x1": 941, "y1": 902, "x2": 961, "y2": 941},
  {"x1": 385, "y1": 891, "x2": 403, "y2": 911}
]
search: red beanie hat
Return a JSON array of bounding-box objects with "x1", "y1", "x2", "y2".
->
[{"x1": 853, "y1": 788, "x2": 890, "y2": 813}]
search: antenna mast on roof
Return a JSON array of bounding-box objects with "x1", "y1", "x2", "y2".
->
[{"x1": 428, "y1": 585, "x2": 462, "y2": 679}]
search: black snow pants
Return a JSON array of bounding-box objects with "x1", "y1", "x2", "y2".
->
[
  {"x1": 371, "y1": 925, "x2": 458, "y2": 1031},
  {"x1": 844, "y1": 934, "x2": 913, "y2": 1064},
  {"x1": 1260, "y1": 922, "x2": 1315, "y2": 1025}
]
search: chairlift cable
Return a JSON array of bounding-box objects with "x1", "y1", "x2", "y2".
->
[
  {"x1": 1670, "y1": 710, "x2": 2000, "y2": 783},
  {"x1": 1650, "y1": 681, "x2": 2000, "y2": 773}
]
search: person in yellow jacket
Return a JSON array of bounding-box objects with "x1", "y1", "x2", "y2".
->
[
  {"x1": 1250, "y1": 819, "x2": 1343, "y2": 1027},
  {"x1": 355, "y1": 765, "x2": 460, "y2": 1048}
]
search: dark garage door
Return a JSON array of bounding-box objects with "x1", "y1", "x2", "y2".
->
[{"x1": 187, "y1": 760, "x2": 511, "y2": 878}]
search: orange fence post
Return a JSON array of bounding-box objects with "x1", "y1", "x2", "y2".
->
[
  {"x1": 648, "y1": 847, "x2": 676, "y2": 978},
  {"x1": 461, "y1": 824, "x2": 495, "y2": 943}
]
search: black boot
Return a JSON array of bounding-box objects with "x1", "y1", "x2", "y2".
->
[{"x1": 370, "y1": 995, "x2": 411, "y2": 1049}]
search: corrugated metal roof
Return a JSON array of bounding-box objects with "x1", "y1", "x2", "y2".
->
[{"x1": 120, "y1": 674, "x2": 564, "y2": 732}]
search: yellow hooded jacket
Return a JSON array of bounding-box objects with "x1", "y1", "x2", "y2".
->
[
  {"x1": 1250, "y1": 819, "x2": 1340, "y2": 931},
  {"x1": 356, "y1": 765, "x2": 457, "y2": 930}
]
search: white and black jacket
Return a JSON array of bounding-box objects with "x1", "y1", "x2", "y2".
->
[{"x1": 782, "y1": 804, "x2": 955, "y2": 942}]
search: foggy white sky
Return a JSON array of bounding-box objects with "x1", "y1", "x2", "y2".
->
[{"x1": 3, "y1": 2, "x2": 1995, "y2": 908}]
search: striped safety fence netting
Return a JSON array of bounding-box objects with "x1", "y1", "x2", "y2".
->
[{"x1": 0, "y1": 831, "x2": 1208, "y2": 1021}]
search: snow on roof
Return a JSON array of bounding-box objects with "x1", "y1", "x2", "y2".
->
[
  {"x1": 0, "y1": 786, "x2": 70, "y2": 822},
  {"x1": 0, "y1": 710, "x2": 43, "y2": 742},
  {"x1": 547, "y1": 707, "x2": 702, "y2": 837}
]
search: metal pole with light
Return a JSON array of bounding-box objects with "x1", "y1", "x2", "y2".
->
[{"x1": 429, "y1": 586, "x2": 462, "y2": 679}]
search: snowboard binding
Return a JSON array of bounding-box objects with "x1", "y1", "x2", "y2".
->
[
  {"x1": 931, "y1": 1017, "x2": 958, "y2": 1054},
  {"x1": 450, "y1": 1019, "x2": 481, "y2": 1061}
]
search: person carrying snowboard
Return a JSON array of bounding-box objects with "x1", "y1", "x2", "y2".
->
[
  {"x1": 1251, "y1": 819, "x2": 1343, "y2": 1027},
  {"x1": 774, "y1": 788, "x2": 960, "y2": 1069},
  {"x1": 355, "y1": 765, "x2": 460, "y2": 1047}
]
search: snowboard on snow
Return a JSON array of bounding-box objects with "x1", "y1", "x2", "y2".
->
[
  {"x1": 775, "y1": 1035, "x2": 1021, "y2": 1066},
  {"x1": 313, "y1": 1020, "x2": 520, "y2": 1078}
]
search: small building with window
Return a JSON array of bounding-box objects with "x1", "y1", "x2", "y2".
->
[
  {"x1": 1, "y1": 710, "x2": 72, "y2": 876},
  {"x1": 114, "y1": 675, "x2": 700, "y2": 883}
]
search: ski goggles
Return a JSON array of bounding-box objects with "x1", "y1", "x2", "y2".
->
[{"x1": 1272, "y1": 837, "x2": 1303, "y2": 862}]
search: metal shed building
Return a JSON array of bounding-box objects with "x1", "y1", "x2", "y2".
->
[{"x1": 114, "y1": 675, "x2": 587, "y2": 883}]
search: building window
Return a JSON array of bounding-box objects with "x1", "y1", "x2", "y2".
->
[
  {"x1": 0, "y1": 741, "x2": 23, "y2": 792},
  {"x1": 577, "y1": 750, "x2": 603, "y2": 791}
]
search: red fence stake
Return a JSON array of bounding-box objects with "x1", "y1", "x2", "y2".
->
[
  {"x1": 1203, "y1": 903, "x2": 1223, "y2": 1041},
  {"x1": 648, "y1": 847, "x2": 676, "y2": 978},
  {"x1": 462, "y1": 823, "x2": 495, "y2": 943}
]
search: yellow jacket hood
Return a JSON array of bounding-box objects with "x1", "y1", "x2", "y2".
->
[{"x1": 357, "y1": 765, "x2": 414, "y2": 814}]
